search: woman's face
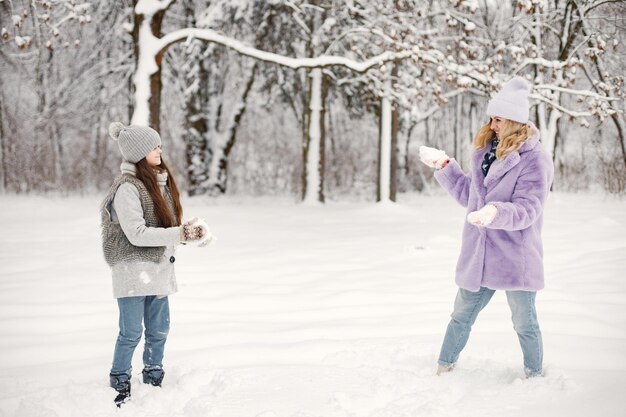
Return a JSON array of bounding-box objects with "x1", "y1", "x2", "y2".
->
[
  {"x1": 145, "y1": 146, "x2": 162, "y2": 167},
  {"x1": 490, "y1": 117, "x2": 506, "y2": 138}
]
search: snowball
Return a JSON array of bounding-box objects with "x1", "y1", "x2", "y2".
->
[{"x1": 419, "y1": 146, "x2": 448, "y2": 165}]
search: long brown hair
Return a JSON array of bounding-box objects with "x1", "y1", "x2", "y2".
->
[
  {"x1": 473, "y1": 119, "x2": 532, "y2": 160},
  {"x1": 135, "y1": 157, "x2": 183, "y2": 227}
]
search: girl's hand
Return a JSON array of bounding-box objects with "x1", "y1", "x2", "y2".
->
[
  {"x1": 182, "y1": 217, "x2": 204, "y2": 241},
  {"x1": 183, "y1": 217, "x2": 216, "y2": 247}
]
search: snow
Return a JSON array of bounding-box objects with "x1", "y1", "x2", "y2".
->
[
  {"x1": 131, "y1": 17, "x2": 161, "y2": 126},
  {"x1": 14, "y1": 35, "x2": 29, "y2": 48},
  {"x1": 135, "y1": 0, "x2": 174, "y2": 16},
  {"x1": 0, "y1": 193, "x2": 625, "y2": 417},
  {"x1": 158, "y1": 28, "x2": 413, "y2": 72},
  {"x1": 418, "y1": 146, "x2": 448, "y2": 168},
  {"x1": 464, "y1": 22, "x2": 476, "y2": 32}
]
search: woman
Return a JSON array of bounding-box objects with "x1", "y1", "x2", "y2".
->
[
  {"x1": 419, "y1": 77, "x2": 554, "y2": 378},
  {"x1": 101, "y1": 122, "x2": 213, "y2": 406}
]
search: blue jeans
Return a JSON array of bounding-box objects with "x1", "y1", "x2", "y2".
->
[
  {"x1": 438, "y1": 287, "x2": 543, "y2": 376},
  {"x1": 110, "y1": 296, "x2": 170, "y2": 377}
]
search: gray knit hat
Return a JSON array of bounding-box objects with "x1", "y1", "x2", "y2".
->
[{"x1": 108, "y1": 122, "x2": 162, "y2": 163}]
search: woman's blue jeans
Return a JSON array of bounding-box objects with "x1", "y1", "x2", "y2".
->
[
  {"x1": 438, "y1": 287, "x2": 543, "y2": 376},
  {"x1": 110, "y1": 296, "x2": 170, "y2": 377}
]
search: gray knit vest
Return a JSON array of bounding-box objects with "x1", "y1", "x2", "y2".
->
[{"x1": 100, "y1": 174, "x2": 176, "y2": 267}]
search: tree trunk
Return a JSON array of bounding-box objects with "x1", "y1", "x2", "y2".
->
[
  {"x1": 390, "y1": 102, "x2": 399, "y2": 201},
  {"x1": 208, "y1": 62, "x2": 258, "y2": 194},
  {"x1": 454, "y1": 95, "x2": 462, "y2": 160},
  {"x1": 183, "y1": 46, "x2": 211, "y2": 196},
  {"x1": 609, "y1": 113, "x2": 626, "y2": 170},
  {"x1": 469, "y1": 99, "x2": 478, "y2": 147},
  {"x1": 0, "y1": 86, "x2": 5, "y2": 193},
  {"x1": 130, "y1": 0, "x2": 140, "y2": 123},
  {"x1": 320, "y1": 72, "x2": 329, "y2": 202},
  {"x1": 184, "y1": 119, "x2": 210, "y2": 197},
  {"x1": 531, "y1": 9, "x2": 563, "y2": 162},
  {"x1": 131, "y1": 2, "x2": 170, "y2": 128},
  {"x1": 377, "y1": 64, "x2": 399, "y2": 202},
  {"x1": 404, "y1": 121, "x2": 416, "y2": 179},
  {"x1": 378, "y1": 78, "x2": 392, "y2": 202},
  {"x1": 302, "y1": 68, "x2": 327, "y2": 204},
  {"x1": 50, "y1": 122, "x2": 63, "y2": 188},
  {"x1": 149, "y1": 10, "x2": 167, "y2": 131}
]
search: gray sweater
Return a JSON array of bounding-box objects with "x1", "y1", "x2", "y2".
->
[{"x1": 105, "y1": 162, "x2": 182, "y2": 298}]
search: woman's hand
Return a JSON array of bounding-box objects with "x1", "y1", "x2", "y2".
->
[
  {"x1": 467, "y1": 204, "x2": 497, "y2": 227},
  {"x1": 419, "y1": 146, "x2": 450, "y2": 169}
]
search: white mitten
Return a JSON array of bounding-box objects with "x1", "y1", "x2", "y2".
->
[
  {"x1": 194, "y1": 217, "x2": 217, "y2": 247},
  {"x1": 467, "y1": 204, "x2": 497, "y2": 227},
  {"x1": 183, "y1": 217, "x2": 216, "y2": 246},
  {"x1": 182, "y1": 217, "x2": 201, "y2": 241},
  {"x1": 419, "y1": 146, "x2": 450, "y2": 169}
]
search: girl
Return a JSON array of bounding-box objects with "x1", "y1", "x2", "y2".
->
[
  {"x1": 419, "y1": 77, "x2": 554, "y2": 378},
  {"x1": 101, "y1": 122, "x2": 212, "y2": 406}
]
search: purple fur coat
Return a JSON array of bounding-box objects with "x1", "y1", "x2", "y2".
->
[{"x1": 434, "y1": 122, "x2": 554, "y2": 292}]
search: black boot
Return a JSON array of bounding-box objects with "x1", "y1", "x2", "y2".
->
[
  {"x1": 109, "y1": 373, "x2": 131, "y2": 407},
  {"x1": 142, "y1": 367, "x2": 164, "y2": 387}
]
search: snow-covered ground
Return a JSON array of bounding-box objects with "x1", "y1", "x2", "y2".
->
[{"x1": 0, "y1": 192, "x2": 625, "y2": 417}]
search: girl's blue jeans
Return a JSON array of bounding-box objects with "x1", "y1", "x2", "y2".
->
[
  {"x1": 110, "y1": 296, "x2": 170, "y2": 378},
  {"x1": 438, "y1": 287, "x2": 543, "y2": 377}
]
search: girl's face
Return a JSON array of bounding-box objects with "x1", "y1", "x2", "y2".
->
[
  {"x1": 490, "y1": 117, "x2": 506, "y2": 138},
  {"x1": 145, "y1": 146, "x2": 162, "y2": 167}
]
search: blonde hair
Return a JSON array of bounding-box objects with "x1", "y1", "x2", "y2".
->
[{"x1": 473, "y1": 119, "x2": 532, "y2": 160}]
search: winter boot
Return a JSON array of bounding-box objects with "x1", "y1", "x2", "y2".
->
[
  {"x1": 436, "y1": 364, "x2": 454, "y2": 376},
  {"x1": 142, "y1": 366, "x2": 165, "y2": 387},
  {"x1": 524, "y1": 368, "x2": 544, "y2": 378},
  {"x1": 109, "y1": 373, "x2": 131, "y2": 407}
]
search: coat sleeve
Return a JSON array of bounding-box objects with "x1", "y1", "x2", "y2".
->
[
  {"x1": 486, "y1": 152, "x2": 554, "y2": 231},
  {"x1": 433, "y1": 159, "x2": 471, "y2": 208},
  {"x1": 113, "y1": 183, "x2": 182, "y2": 247}
]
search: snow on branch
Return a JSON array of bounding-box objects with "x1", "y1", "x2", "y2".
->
[
  {"x1": 2, "y1": 0, "x2": 92, "y2": 51},
  {"x1": 416, "y1": 51, "x2": 491, "y2": 87},
  {"x1": 579, "y1": 0, "x2": 625, "y2": 15},
  {"x1": 158, "y1": 28, "x2": 413, "y2": 73},
  {"x1": 530, "y1": 93, "x2": 595, "y2": 118},
  {"x1": 535, "y1": 83, "x2": 620, "y2": 101},
  {"x1": 135, "y1": 0, "x2": 175, "y2": 16},
  {"x1": 511, "y1": 57, "x2": 569, "y2": 74}
]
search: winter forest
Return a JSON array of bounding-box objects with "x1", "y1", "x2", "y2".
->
[
  {"x1": 1, "y1": 0, "x2": 625, "y2": 199},
  {"x1": 2, "y1": 1, "x2": 626, "y2": 417}
]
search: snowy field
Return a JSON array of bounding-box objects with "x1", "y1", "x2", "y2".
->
[{"x1": 0, "y1": 192, "x2": 625, "y2": 417}]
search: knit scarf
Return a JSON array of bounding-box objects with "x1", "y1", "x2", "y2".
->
[{"x1": 481, "y1": 139, "x2": 499, "y2": 176}]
